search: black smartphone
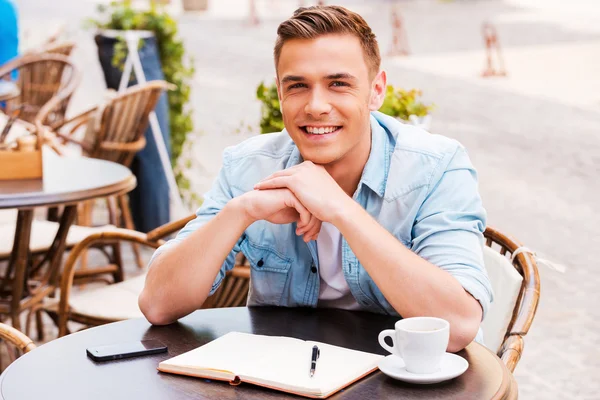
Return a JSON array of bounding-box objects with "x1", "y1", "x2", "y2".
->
[{"x1": 86, "y1": 340, "x2": 168, "y2": 362}]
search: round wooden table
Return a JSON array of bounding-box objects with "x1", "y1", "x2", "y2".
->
[
  {"x1": 0, "y1": 307, "x2": 518, "y2": 400},
  {"x1": 0, "y1": 152, "x2": 136, "y2": 331}
]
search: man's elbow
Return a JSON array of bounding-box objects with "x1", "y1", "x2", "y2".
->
[
  {"x1": 138, "y1": 289, "x2": 175, "y2": 326},
  {"x1": 448, "y1": 315, "x2": 480, "y2": 352}
]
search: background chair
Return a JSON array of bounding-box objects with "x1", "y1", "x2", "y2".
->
[
  {"x1": 40, "y1": 41, "x2": 76, "y2": 57},
  {"x1": 40, "y1": 215, "x2": 249, "y2": 337},
  {"x1": 0, "y1": 322, "x2": 36, "y2": 371},
  {"x1": 482, "y1": 226, "x2": 540, "y2": 373},
  {"x1": 0, "y1": 53, "x2": 80, "y2": 128},
  {"x1": 0, "y1": 322, "x2": 36, "y2": 354},
  {"x1": 41, "y1": 80, "x2": 173, "y2": 269}
]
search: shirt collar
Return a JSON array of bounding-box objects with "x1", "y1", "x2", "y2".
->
[
  {"x1": 358, "y1": 114, "x2": 389, "y2": 198},
  {"x1": 285, "y1": 113, "x2": 390, "y2": 198}
]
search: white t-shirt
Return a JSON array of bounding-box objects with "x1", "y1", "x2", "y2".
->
[{"x1": 316, "y1": 222, "x2": 360, "y2": 310}]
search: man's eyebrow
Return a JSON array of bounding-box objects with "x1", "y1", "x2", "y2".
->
[
  {"x1": 280, "y1": 75, "x2": 305, "y2": 85},
  {"x1": 325, "y1": 73, "x2": 357, "y2": 81}
]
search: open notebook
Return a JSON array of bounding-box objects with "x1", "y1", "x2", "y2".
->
[{"x1": 158, "y1": 331, "x2": 384, "y2": 398}]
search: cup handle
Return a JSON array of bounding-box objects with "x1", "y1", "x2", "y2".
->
[{"x1": 378, "y1": 329, "x2": 401, "y2": 357}]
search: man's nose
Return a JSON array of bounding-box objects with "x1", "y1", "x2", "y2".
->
[{"x1": 304, "y1": 87, "x2": 332, "y2": 117}]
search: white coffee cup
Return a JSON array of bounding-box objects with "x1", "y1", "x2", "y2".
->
[{"x1": 378, "y1": 317, "x2": 449, "y2": 374}]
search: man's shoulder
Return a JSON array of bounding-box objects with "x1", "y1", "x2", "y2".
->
[
  {"x1": 223, "y1": 131, "x2": 295, "y2": 164},
  {"x1": 374, "y1": 111, "x2": 463, "y2": 160},
  {"x1": 376, "y1": 114, "x2": 469, "y2": 200},
  {"x1": 393, "y1": 124, "x2": 462, "y2": 160},
  {"x1": 220, "y1": 132, "x2": 296, "y2": 191}
]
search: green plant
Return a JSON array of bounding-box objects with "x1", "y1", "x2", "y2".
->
[
  {"x1": 88, "y1": 0, "x2": 195, "y2": 192},
  {"x1": 378, "y1": 87, "x2": 434, "y2": 121},
  {"x1": 256, "y1": 81, "x2": 433, "y2": 133},
  {"x1": 256, "y1": 81, "x2": 284, "y2": 134}
]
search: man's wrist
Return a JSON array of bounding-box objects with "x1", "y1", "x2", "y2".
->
[
  {"x1": 330, "y1": 195, "x2": 362, "y2": 227},
  {"x1": 225, "y1": 196, "x2": 256, "y2": 228}
]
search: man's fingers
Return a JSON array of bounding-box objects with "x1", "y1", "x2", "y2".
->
[
  {"x1": 254, "y1": 176, "x2": 291, "y2": 191},
  {"x1": 297, "y1": 214, "x2": 319, "y2": 236},
  {"x1": 285, "y1": 190, "x2": 311, "y2": 227},
  {"x1": 306, "y1": 219, "x2": 322, "y2": 242}
]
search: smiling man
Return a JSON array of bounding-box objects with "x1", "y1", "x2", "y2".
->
[{"x1": 139, "y1": 5, "x2": 493, "y2": 352}]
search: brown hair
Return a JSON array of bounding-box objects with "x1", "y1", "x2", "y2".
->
[{"x1": 274, "y1": 5, "x2": 381, "y2": 78}]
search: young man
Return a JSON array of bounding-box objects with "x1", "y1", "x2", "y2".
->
[{"x1": 139, "y1": 5, "x2": 493, "y2": 352}]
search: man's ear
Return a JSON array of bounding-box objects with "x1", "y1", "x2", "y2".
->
[{"x1": 368, "y1": 70, "x2": 387, "y2": 111}]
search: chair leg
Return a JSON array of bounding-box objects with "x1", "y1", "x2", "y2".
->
[
  {"x1": 111, "y1": 241, "x2": 124, "y2": 283},
  {"x1": 76, "y1": 201, "x2": 93, "y2": 272},
  {"x1": 117, "y1": 195, "x2": 144, "y2": 269},
  {"x1": 35, "y1": 309, "x2": 44, "y2": 342},
  {"x1": 11, "y1": 310, "x2": 21, "y2": 331}
]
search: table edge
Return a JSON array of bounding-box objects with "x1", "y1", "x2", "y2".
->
[{"x1": 0, "y1": 175, "x2": 136, "y2": 209}]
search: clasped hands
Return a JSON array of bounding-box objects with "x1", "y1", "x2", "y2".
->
[{"x1": 237, "y1": 161, "x2": 350, "y2": 242}]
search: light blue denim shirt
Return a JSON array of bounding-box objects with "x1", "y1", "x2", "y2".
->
[{"x1": 152, "y1": 111, "x2": 493, "y2": 343}]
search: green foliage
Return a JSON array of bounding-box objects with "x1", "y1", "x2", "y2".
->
[
  {"x1": 88, "y1": 0, "x2": 195, "y2": 192},
  {"x1": 256, "y1": 81, "x2": 433, "y2": 133},
  {"x1": 256, "y1": 81, "x2": 285, "y2": 134},
  {"x1": 378, "y1": 87, "x2": 434, "y2": 121}
]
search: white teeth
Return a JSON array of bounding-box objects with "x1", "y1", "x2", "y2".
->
[{"x1": 305, "y1": 126, "x2": 339, "y2": 134}]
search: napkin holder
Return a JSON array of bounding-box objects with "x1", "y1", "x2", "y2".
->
[{"x1": 0, "y1": 131, "x2": 43, "y2": 181}]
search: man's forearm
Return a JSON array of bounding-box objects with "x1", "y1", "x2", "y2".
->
[
  {"x1": 332, "y1": 200, "x2": 483, "y2": 351},
  {"x1": 139, "y1": 198, "x2": 252, "y2": 325}
]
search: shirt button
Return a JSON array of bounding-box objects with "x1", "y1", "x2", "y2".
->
[
  {"x1": 311, "y1": 266, "x2": 317, "y2": 273},
  {"x1": 257, "y1": 259, "x2": 264, "y2": 267}
]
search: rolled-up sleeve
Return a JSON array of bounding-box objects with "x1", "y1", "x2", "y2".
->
[
  {"x1": 411, "y1": 146, "x2": 493, "y2": 319},
  {"x1": 148, "y1": 151, "x2": 244, "y2": 295}
]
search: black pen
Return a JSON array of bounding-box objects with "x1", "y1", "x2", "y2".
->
[{"x1": 309, "y1": 345, "x2": 320, "y2": 377}]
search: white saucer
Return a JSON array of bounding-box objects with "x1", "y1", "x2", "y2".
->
[{"x1": 378, "y1": 353, "x2": 469, "y2": 384}]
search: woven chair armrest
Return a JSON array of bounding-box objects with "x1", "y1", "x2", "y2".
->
[
  {"x1": 0, "y1": 322, "x2": 36, "y2": 353},
  {"x1": 498, "y1": 334, "x2": 523, "y2": 373},
  {"x1": 146, "y1": 214, "x2": 197, "y2": 242},
  {"x1": 52, "y1": 106, "x2": 97, "y2": 132},
  {"x1": 230, "y1": 265, "x2": 250, "y2": 279},
  {"x1": 0, "y1": 58, "x2": 21, "y2": 79},
  {"x1": 99, "y1": 137, "x2": 146, "y2": 152},
  {"x1": 57, "y1": 228, "x2": 162, "y2": 336}
]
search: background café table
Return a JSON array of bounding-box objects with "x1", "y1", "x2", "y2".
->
[
  {"x1": 0, "y1": 307, "x2": 518, "y2": 399},
  {"x1": 0, "y1": 151, "x2": 135, "y2": 330}
]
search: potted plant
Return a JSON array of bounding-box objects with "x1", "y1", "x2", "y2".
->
[
  {"x1": 88, "y1": 0, "x2": 195, "y2": 228},
  {"x1": 256, "y1": 81, "x2": 285, "y2": 134},
  {"x1": 256, "y1": 81, "x2": 434, "y2": 134},
  {"x1": 378, "y1": 86, "x2": 434, "y2": 130}
]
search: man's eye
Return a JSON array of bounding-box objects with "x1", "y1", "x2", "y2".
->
[
  {"x1": 331, "y1": 81, "x2": 349, "y2": 87},
  {"x1": 288, "y1": 83, "x2": 306, "y2": 89}
]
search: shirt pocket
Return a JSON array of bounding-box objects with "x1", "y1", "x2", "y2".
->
[{"x1": 240, "y1": 239, "x2": 292, "y2": 306}]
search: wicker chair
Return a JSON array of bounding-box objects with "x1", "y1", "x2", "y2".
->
[
  {"x1": 40, "y1": 215, "x2": 250, "y2": 337},
  {"x1": 39, "y1": 80, "x2": 173, "y2": 269},
  {"x1": 0, "y1": 322, "x2": 36, "y2": 354},
  {"x1": 483, "y1": 226, "x2": 540, "y2": 373},
  {"x1": 41, "y1": 41, "x2": 76, "y2": 57},
  {"x1": 0, "y1": 322, "x2": 36, "y2": 371},
  {"x1": 0, "y1": 53, "x2": 80, "y2": 128}
]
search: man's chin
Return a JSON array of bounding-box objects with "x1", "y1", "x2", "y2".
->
[{"x1": 298, "y1": 150, "x2": 341, "y2": 166}]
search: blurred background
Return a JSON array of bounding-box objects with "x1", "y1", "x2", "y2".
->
[{"x1": 4, "y1": 0, "x2": 599, "y2": 398}]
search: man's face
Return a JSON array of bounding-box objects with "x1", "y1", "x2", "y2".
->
[{"x1": 276, "y1": 34, "x2": 386, "y2": 166}]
